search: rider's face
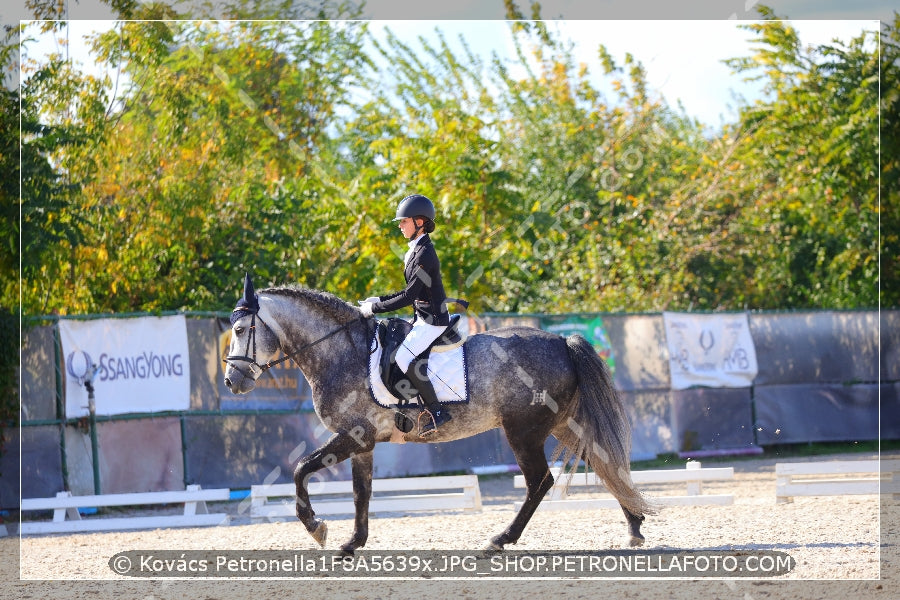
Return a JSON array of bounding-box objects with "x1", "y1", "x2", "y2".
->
[{"x1": 398, "y1": 217, "x2": 418, "y2": 239}]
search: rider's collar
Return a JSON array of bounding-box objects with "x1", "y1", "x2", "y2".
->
[{"x1": 408, "y1": 234, "x2": 425, "y2": 249}]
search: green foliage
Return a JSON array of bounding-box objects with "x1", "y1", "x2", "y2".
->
[
  {"x1": 0, "y1": 86, "x2": 19, "y2": 306},
  {"x1": 0, "y1": 308, "x2": 17, "y2": 473},
  {"x1": 0, "y1": 308, "x2": 19, "y2": 475},
  {"x1": 881, "y1": 15, "x2": 900, "y2": 307},
  {"x1": 21, "y1": 15, "x2": 370, "y2": 312},
  {"x1": 7, "y1": 6, "x2": 892, "y2": 319},
  {"x1": 721, "y1": 16, "x2": 881, "y2": 308}
]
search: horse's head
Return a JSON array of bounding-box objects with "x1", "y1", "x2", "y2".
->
[{"x1": 223, "y1": 274, "x2": 283, "y2": 394}]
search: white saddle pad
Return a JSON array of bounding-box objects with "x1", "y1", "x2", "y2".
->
[{"x1": 368, "y1": 333, "x2": 469, "y2": 408}]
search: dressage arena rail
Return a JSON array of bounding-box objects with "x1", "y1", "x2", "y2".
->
[
  {"x1": 249, "y1": 474, "x2": 482, "y2": 522},
  {"x1": 514, "y1": 461, "x2": 734, "y2": 511},
  {"x1": 775, "y1": 459, "x2": 900, "y2": 503},
  {"x1": 20, "y1": 485, "x2": 231, "y2": 534}
]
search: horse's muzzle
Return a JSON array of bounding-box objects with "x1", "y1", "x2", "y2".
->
[{"x1": 223, "y1": 365, "x2": 257, "y2": 394}]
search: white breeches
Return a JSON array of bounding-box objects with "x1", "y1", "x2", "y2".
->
[{"x1": 394, "y1": 320, "x2": 448, "y2": 373}]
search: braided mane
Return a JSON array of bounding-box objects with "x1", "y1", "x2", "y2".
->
[{"x1": 260, "y1": 286, "x2": 360, "y2": 323}]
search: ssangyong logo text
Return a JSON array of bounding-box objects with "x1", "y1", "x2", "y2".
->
[{"x1": 67, "y1": 350, "x2": 184, "y2": 382}]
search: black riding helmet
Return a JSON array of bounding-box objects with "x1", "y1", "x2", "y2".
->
[
  {"x1": 393, "y1": 194, "x2": 436, "y2": 222},
  {"x1": 393, "y1": 194, "x2": 436, "y2": 235}
]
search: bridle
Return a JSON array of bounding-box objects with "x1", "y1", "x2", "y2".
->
[{"x1": 224, "y1": 309, "x2": 367, "y2": 381}]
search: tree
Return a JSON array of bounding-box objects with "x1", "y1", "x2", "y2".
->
[
  {"x1": 21, "y1": 13, "x2": 369, "y2": 313},
  {"x1": 338, "y1": 25, "x2": 522, "y2": 312},
  {"x1": 484, "y1": 22, "x2": 712, "y2": 312},
  {"x1": 719, "y1": 9, "x2": 881, "y2": 308},
  {"x1": 880, "y1": 14, "x2": 900, "y2": 307},
  {"x1": 0, "y1": 26, "x2": 21, "y2": 474},
  {"x1": 12, "y1": 6, "x2": 887, "y2": 316},
  {"x1": 14, "y1": 17, "x2": 112, "y2": 315}
]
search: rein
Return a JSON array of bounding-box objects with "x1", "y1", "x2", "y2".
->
[{"x1": 224, "y1": 310, "x2": 367, "y2": 379}]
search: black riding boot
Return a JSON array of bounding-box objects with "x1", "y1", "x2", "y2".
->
[{"x1": 406, "y1": 357, "x2": 451, "y2": 437}]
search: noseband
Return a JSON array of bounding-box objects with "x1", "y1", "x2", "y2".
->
[{"x1": 224, "y1": 309, "x2": 366, "y2": 381}]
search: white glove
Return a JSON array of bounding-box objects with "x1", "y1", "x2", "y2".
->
[
  {"x1": 359, "y1": 301, "x2": 374, "y2": 318},
  {"x1": 359, "y1": 296, "x2": 380, "y2": 304}
]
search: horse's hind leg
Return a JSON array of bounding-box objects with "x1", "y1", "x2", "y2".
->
[
  {"x1": 622, "y1": 505, "x2": 645, "y2": 547},
  {"x1": 487, "y1": 434, "x2": 555, "y2": 551}
]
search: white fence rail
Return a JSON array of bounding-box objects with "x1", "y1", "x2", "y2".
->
[
  {"x1": 775, "y1": 459, "x2": 900, "y2": 503},
  {"x1": 20, "y1": 485, "x2": 231, "y2": 534},
  {"x1": 250, "y1": 475, "x2": 482, "y2": 522},
  {"x1": 515, "y1": 462, "x2": 734, "y2": 511}
]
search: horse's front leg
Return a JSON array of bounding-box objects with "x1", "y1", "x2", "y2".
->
[
  {"x1": 293, "y1": 431, "x2": 373, "y2": 548},
  {"x1": 340, "y1": 450, "x2": 374, "y2": 556}
]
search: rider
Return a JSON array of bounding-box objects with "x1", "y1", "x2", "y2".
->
[{"x1": 359, "y1": 194, "x2": 451, "y2": 436}]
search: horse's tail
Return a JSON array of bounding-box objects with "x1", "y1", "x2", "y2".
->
[{"x1": 555, "y1": 334, "x2": 656, "y2": 517}]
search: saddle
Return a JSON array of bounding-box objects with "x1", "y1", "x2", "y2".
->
[{"x1": 377, "y1": 314, "x2": 464, "y2": 401}]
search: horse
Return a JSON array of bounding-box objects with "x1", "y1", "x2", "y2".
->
[{"x1": 223, "y1": 275, "x2": 654, "y2": 555}]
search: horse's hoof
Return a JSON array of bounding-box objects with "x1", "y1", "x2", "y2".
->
[
  {"x1": 628, "y1": 535, "x2": 645, "y2": 547},
  {"x1": 484, "y1": 542, "x2": 503, "y2": 552},
  {"x1": 310, "y1": 520, "x2": 328, "y2": 548},
  {"x1": 339, "y1": 543, "x2": 356, "y2": 557}
]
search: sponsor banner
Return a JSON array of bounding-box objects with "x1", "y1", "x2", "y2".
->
[
  {"x1": 540, "y1": 314, "x2": 615, "y2": 375},
  {"x1": 663, "y1": 312, "x2": 758, "y2": 390},
  {"x1": 60, "y1": 315, "x2": 190, "y2": 417}
]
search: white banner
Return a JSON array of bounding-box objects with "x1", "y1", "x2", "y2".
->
[
  {"x1": 60, "y1": 315, "x2": 191, "y2": 417},
  {"x1": 663, "y1": 312, "x2": 758, "y2": 390}
]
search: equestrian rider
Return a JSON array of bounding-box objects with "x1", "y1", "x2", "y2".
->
[{"x1": 358, "y1": 194, "x2": 452, "y2": 436}]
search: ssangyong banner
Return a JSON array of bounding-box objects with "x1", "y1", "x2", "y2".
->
[
  {"x1": 60, "y1": 315, "x2": 191, "y2": 417},
  {"x1": 663, "y1": 312, "x2": 759, "y2": 390}
]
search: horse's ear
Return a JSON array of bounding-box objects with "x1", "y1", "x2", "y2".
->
[
  {"x1": 230, "y1": 273, "x2": 260, "y2": 324},
  {"x1": 240, "y1": 272, "x2": 259, "y2": 312}
]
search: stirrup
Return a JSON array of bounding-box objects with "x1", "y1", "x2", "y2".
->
[
  {"x1": 418, "y1": 408, "x2": 451, "y2": 438},
  {"x1": 418, "y1": 410, "x2": 438, "y2": 437}
]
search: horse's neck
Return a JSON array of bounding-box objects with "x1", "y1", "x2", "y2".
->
[
  {"x1": 257, "y1": 295, "x2": 291, "y2": 342},
  {"x1": 259, "y1": 292, "x2": 364, "y2": 378}
]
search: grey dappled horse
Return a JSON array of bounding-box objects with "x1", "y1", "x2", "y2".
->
[{"x1": 223, "y1": 278, "x2": 654, "y2": 555}]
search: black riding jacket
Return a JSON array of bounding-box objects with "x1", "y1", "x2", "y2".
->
[{"x1": 372, "y1": 235, "x2": 450, "y2": 326}]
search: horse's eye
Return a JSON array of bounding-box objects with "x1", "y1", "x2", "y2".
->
[{"x1": 234, "y1": 326, "x2": 244, "y2": 335}]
